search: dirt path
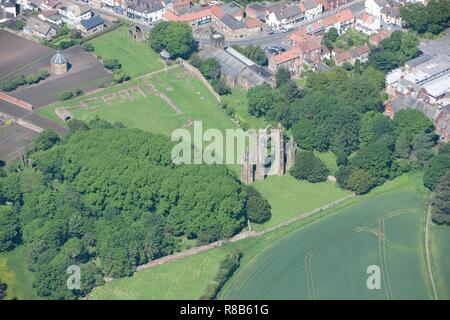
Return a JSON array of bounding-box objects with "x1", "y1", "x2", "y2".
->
[{"x1": 425, "y1": 203, "x2": 438, "y2": 299}]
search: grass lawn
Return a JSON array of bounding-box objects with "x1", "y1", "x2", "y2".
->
[
  {"x1": 91, "y1": 247, "x2": 230, "y2": 299},
  {"x1": 38, "y1": 66, "x2": 236, "y2": 136},
  {"x1": 251, "y1": 174, "x2": 352, "y2": 231},
  {"x1": 0, "y1": 246, "x2": 39, "y2": 300},
  {"x1": 221, "y1": 86, "x2": 267, "y2": 130},
  {"x1": 314, "y1": 151, "x2": 338, "y2": 175},
  {"x1": 88, "y1": 26, "x2": 164, "y2": 78},
  {"x1": 430, "y1": 224, "x2": 450, "y2": 299},
  {"x1": 335, "y1": 29, "x2": 369, "y2": 51}
]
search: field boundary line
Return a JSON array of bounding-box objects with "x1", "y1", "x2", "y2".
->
[
  {"x1": 113, "y1": 193, "x2": 357, "y2": 280},
  {"x1": 425, "y1": 203, "x2": 438, "y2": 300}
]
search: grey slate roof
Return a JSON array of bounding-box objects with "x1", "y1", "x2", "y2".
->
[
  {"x1": 303, "y1": 0, "x2": 317, "y2": 11},
  {"x1": 80, "y1": 15, "x2": 104, "y2": 30},
  {"x1": 220, "y1": 14, "x2": 245, "y2": 30},
  {"x1": 208, "y1": 49, "x2": 268, "y2": 87},
  {"x1": 127, "y1": 0, "x2": 164, "y2": 13},
  {"x1": 390, "y1": 95, "x2": 441, "y2": 121},
  {"x1": 26, "y1": 17, "x2": 53, "y2": 36},
  {"x1": 269, "y1": 2, "x2": 301, "y2": 20},
  {"x1": 247, "y1": 2, "x2": 266, "y2": 11},
  {"x1": 51, "y1": 51, "x2": 68, "y2": 65},
  {"x1": 406, "y1": 54, "x2": 432, "y2": 68}
]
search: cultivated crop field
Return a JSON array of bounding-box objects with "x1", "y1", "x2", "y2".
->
[
  {"x1": 222, "y1": 176, "x2": 433, "y2": 299},
  {"x1": 88, "y1": 26, "x2": 164, "y2": 78},
  {"x1": 430, "y1": 224, "x2": 450, "y2": 299}
]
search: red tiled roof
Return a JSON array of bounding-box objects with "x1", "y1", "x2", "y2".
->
[
  {"x1": 273, "y1": 48, "x2": 301, "y2": 64},
  {"x1": 323, "y1": 14, "x2": 338, "y2": 27},
  {"x1": 163, "y1": 8, "x2": 212, "y2": 22},
  {"x1": 356, "y1": 44, "x2": 370, "y2": 55},
  {"x1": 369, "y1": 29, "x2": 392, "y2": 45},
  {"x1": 288, "y1": 33, "x2": 321, "y2": 55},
  {"x1": 334, "y1": 51, "x2": 352, "y2": 63},
  {"x1": 337, "y1": 9, "x2": 353, "y2": 23},
  {"x1": 357, "y1": 13, "x2": 375, "y2": 24},
  {"x1": 210, "y1": 5, "x2": 224, "y2": 19},
  {"x1": 245, "y1": 17, "x2": 263, "y2": 29}
]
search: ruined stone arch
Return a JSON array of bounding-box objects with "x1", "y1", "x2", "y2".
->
[{"x1": 129, "y1": 24, "x2": 146, "y2": 42}]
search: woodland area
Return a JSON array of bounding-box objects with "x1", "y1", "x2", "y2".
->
[{"x1": 0, "y1": 121, "x2": 270, "y2": 299}]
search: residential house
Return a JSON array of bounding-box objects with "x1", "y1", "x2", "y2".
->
[
  {"x1": 24, "y1": 16, "x2": 57, "y2": 40},
  {"x1": 163, "y1": 7, "x2": 212, "y2": 27},
  {"x1": 38, "y1": 10, "x2": 63, "y2": 25},
  {"x1": 268, "y1": 48, "x2": 302, "y2": 74},
  {"x1": 368, "y1": 28, "x2": 391, "y2": 45},
  {"x1": 171, "y1": 0, "x2": 189, "y2": 14},
  {"x1": 41, "y1": 0, "x2": 60, "y2": 10},
  {"x1": 76, "y1": 15, "x2": 105, "y2": 36},
  {"x1": 365, "y1": 0, "x2": 388, "y2": 17},
  {"x1": 245, "y1": 17, "x2": 264, "y2": 35},
  {"x1": 355, "y1": 13, "x2": 381, "y2": 34},
  {"x1": 216, "y1": 13, "x2": 246, "y2": 39},
  {"x1": 266, "y1": 2, "x2": 304, "y2": 29},
  {"x1": 58, "y1": 1, "x2": 92, "y2": 25},
  {"x1": 333, "y1": 44, "x2": 371, "y2": 65},
  {"x1": 323, "y1": 8, "x2": 354, "y2": 33},
  {"x1": 287, "y1": 31, "x2": 322, "y2": 62},
  {"x1": 299, "y1": 0, "x2": 323, "y2": 21},
  {"x1": 380, "y1": 3, "x2": 402, "y2": 26},
  {"x1": 245, "y1": 2, "x2": 266, "y2": 21},
  {"x1": 326, "y1": 0, "x2": 352, "y2": 10},
  {"x1": 0, "y1": 0, "x2": 18, "y2": 18},
  {"x1": 126, "y1": 0, "x2": 166, "y2": 24},
  {"x1": 219, "y1": 1, "x2": 243, "y2": 20}
]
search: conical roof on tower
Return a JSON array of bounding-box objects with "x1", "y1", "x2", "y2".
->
[{"x1": 51, "y1": 51, "x2": 68, "y2": 65}]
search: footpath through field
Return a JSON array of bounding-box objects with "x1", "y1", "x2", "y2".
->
[{"x1": 131, "y1": 193, "x2": 355, "y2": 276}]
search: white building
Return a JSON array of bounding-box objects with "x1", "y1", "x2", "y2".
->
[
  {"x1": 300, "y1": 0, "x2": 323, "y2": 21},
  {"x1": 267, "y1": 2, "x2": 304, "y2": 29},
  {"x1": 1, "y1": 0, "x2": 18, "y2": 17},
  {"x1": 355, "y1": 13, "x2": 381, "y2": 34},
  {"x1": 58, "y1": 1, "x2": 92, "y2": 25},
  {"x1": 365, "y1": 0, "x2": 388, "y2": 18},
  {"x1": 126, "y1": 0, "x2": 166, "y2": 24}
]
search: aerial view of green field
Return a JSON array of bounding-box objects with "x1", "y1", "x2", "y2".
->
[
  {"x1": 222, "y1": 175, "x2": 432, "y2": 299},
  {"x1": 88, "y1": 173, "x2": 445, "y2": 300},
  {"x1": 88, "y1": 26, "x2": 164, "y2": 78}
]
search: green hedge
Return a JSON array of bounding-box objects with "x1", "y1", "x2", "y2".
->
[{"x1": 199, "y1": 250, "x2": 241, "y2": 300}]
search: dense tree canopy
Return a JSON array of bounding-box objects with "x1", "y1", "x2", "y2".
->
[
  {"x1": 400, "y1": 0, "x2": 450, "y2": 35},
  {"x1": 290, "y1": 151, "x2": 329, "y2": 183},
  {"x1": 232, "y1": 45, "x2": 268, "y2": 66},
  {"x1": 0, "y1": 126, "x2": 265, "y2": 299},
  {"x1": 423, "y1": 154, "x2": 450, "y2": 190},
  {"x1": 367, "y1": 31, "x2": 419, "y2": 73},
  {"x1": 431, "y1": 173, "x2": 450, "y2": 225},
  {"x1": 149, "y1": 21, "x2": 195, "y2": 59}
]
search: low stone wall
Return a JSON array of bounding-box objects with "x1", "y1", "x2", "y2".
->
[
  {"x1": 178, "y1": 59, "x2": 221, "y2": 103},
  {"x1": 0, "y1": 91, "x2": 33, "y2": 111}
]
